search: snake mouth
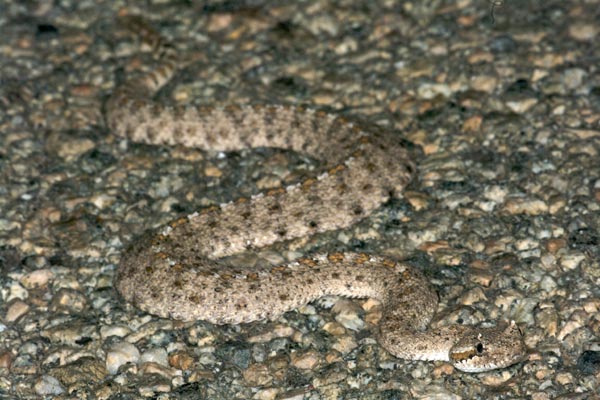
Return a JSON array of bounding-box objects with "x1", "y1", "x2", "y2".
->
[
  {"x1": 451, "y1": 355, "x2": 494, "y2": 373},
  {"x1": 450, "y1": 348, "x2": 480, "y2": 363},
  {"x1": 450, "y1": 346, "x2": 490, "y2": 373},
  {"x1": 452, "y1": 352, "x2": 525, "y2": 373}
]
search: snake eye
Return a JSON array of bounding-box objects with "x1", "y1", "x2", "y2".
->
[{"x1": 476, "y1": 343, "x2": 484, "y2": 353}]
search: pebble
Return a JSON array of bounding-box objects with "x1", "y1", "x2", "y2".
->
[
  {"x1": 138, "y1": 376, "x2": 171, "y2": 397},
  {"x1": 277, "y1": 389, "x2": 308, "y2": 400},
  {"x1": 410, "y1": 382, "x2": 460, "y2": 399},
  {"x1": 247, "y1": 325, "x2": 295, "y2": 343},
  {"x1": 312, "y1": 365, "x2": 348, "y2": 387},
  {"x1": 403, "y1": 191, "x2": 431, "y2": 211},
  {"x1": 559, "y1": 253, "x2": 585, "y2": 270},
  {"x1": 468, "y1": 267, "x2": 494, "y2": 287},
  {"x1": 480, "y1": 370, "x2": 516, "y2": 386},
  {"x1": 5, "y1": 299, "x2": 30, "y2": 323},
  {"x1": 125, "y1": 320, "x2": 174, "y2": 343},
  {"x1": 34, "y1": 375, "x2": 64, "y2": 396},
  {"x1": 49, "y1": 288, "x2": 88, "y2": 313},
  {"x1": 568, "y1": 23, "x2": 598, "y2": 41},
  {"x1": 535, "y1": 308, "x2": 559, "y2": 337},
  {"x1": 49, "y1": 358, "x2": 107, "y2": 388},
  {"x1": 20, "y1": 269, "x2": 53, "y2": 288},
  {"x1": 557, "y1": 312, "x2": 587, "y2": 342},
  {"x1": 503, "y1": 197, "x2": 549, "y2": 215},
  {"x1": 303, "y1": 13, "x2": 340, "y2": 36},
  {"x1": 545, "y1": 238, "x2": 567, "y2": 254},
  {"x1": 488, "y1": 34, "x2": 517, "y2": 53},
  {"x1": 582, "y1": 300, "x2": 600, "y2": 314},
  {"x1": 322, "y1": 322, "x2": 346, "y2": 336},
  {"x1": 253, "y1": 388, "x2": 280, "y2": 400},
  {"x1": 106, "y1": 342, "x2": 141, "y2": 375},
  {"x1": 462, "y1": 115, "x2": 482, "y2": 132},
  {"x1": 0, "y1": 351, "x2": 13, "y2": 369},
  {"x1": 539, "y1": 275, "x2": 557, "y2": 292},
  {"x1": 41, "y1": 320, "x2": 98, "y2": 347},
  {"x1": 6, "y1": 281, "x2": 28, "y2": 302},
  {"x1": 432, "y1": 364, "x2": 454, "y2": 378},
  {"x1": 168, "y1": 351, "x2": 195, "y2": 370},
  {"x1": 457, "y1": 287, "x2": 487, "y2": 306},
  {"x1": 332, "y1": 299, "x2": 365, "y2": 331},
  {"x1": 141, "y1": 347, "x2": 168, "y2": 366},
  {"x1": 46, "y1": 133, "x2": 95, "y2": 160},
  {"x1": 204, "y1": 165, "x2": 223, "y2": 177},
  {"x1": 331, "y1": 336, "x2": 358, "y2": 355},
  {"x1": 417, "y1": 83, "x2": 452, "y2": 99},
  {"x1": 89, "y1": 193, "x2": 117, "y2": 209},
  {"x1": 139, "y1": 362, "x2": 180, "y2": 379},
  {"x1": 505, "y1": 98, "x2": 538, "y2": 114},
  {"x1": 100, "y1": 324, "x2": 132, "y2": 339},
  {"x1": 242, "y1": 363, "x2": 272, "y2": 386},
  {"x1": 555, "y1": 372, "x2": 574, "y2": 386},
  {"x1": 566, "y1": 129, "x2": 600, "y2": 140},
  {"x1": 531, "y1": 393, "x2": 551, "y2": 400},
  {"x1": 576, "y1": 351, "x2": 600, "y2": 374},
  {"x1": 290, "y1": 350, "x2": 320, "y2": 370},
  {"x1": 216, "y1": 345, "x2": 251, "y2": 369},
  {"x1": 470, "y1": 75, "x2": 498, "y2": 93},
  {"x1": 562, "y1": 68, "x2": 586, "y2": 90}
]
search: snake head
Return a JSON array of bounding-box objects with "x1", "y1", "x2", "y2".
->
[{"x1": 449, "y1": 321, "x2": 526, "y2": 373}]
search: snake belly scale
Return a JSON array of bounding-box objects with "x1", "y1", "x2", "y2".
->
[{"x1": 109, "y1": 16, "x2": 525, "y2": 373}]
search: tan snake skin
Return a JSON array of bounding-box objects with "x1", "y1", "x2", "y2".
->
[{"x1": 109, "y1": 16, "x2": 525, "y2": 372}]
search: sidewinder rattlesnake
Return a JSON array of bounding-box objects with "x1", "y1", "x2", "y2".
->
[{"x1": 108, "y1": 16, "x2": 525, "y2": 373}]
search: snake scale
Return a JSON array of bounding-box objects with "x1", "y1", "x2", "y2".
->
[{"x1": 108, "y1": 16, "x2": 525, "y2": 372}]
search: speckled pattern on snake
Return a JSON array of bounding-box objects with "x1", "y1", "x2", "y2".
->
[{"x1": 108, "y1": 16, "x2": 525, "y2": 372}]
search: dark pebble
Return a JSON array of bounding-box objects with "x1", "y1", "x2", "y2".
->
[
  {"x1": 576, "y1": 351, "x2": 600, "y2": 374},
  {"x1": 36, "y1": 23, "x2": 59, "y2": 38},
  {"x1": 488, "y1": 34, "x2": 517, "y2": 53}
]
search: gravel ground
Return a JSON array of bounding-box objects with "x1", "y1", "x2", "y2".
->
[{"x1": 1, "y1": 1, "x2": 599, "y2": 399}]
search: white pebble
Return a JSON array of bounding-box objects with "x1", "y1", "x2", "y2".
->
[
  {"x1": 141, "y1": 347, "x2": 168, "y2": 366},
  {"x1": 333, "y1": 299, "x2": 365, "y2": 331},
  {"x1": 7, "y1": 282, "x2": 28, "y2": 302},
  {"x1": 560, "y1": 253, "x2": 585, "y2": 270},
  {"x1": 100, "y1": 325, "x2": 131, "y2": 339},
  {"x1": 540, "y1": 275, "x2": 558, "y2": 292},
  {"x1": 417, "y1": 83, "x2": 452, "y2": 99},
  {"x1": 106, "y1": 342, "x2": 140, "y2": 374},
  {"x1": 505, "y1": 98, "x2": 538, "y2": 114},
  {"x1": 34, "y1": 375, "x2": 64, "y2": 396}
]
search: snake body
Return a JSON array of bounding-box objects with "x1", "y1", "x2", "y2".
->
[{"x1": 109, "y1": 16, "x2": 525, "y2": 372}]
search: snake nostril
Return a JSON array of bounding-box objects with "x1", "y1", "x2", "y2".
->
[{"x1": 476, "y1": 343, "x2": 484, "y2": 353}]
